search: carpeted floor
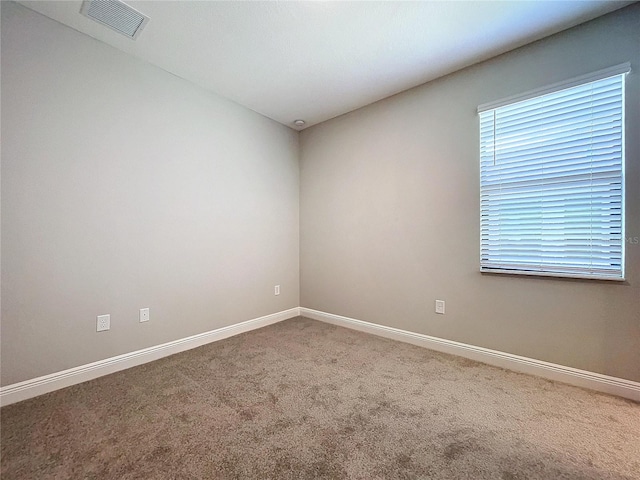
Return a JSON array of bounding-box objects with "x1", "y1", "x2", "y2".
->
[{"x1": 1, "y1": 317, "x2": 638, "y2": 479}]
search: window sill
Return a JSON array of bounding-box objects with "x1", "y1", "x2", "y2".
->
[{"x1": 480, "y1": 268, "x2": 625, "y2": 282}]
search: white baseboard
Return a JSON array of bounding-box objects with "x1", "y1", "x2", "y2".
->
[
  {"x1": 0, "y1": 307, "x2": 300, "y2": 407},
  {"x1": 300, "y1": 307, "x2": 640, "y2": 402},
  {"x1": 4, "y1": 306, "x2": 638, "y2": 406}
]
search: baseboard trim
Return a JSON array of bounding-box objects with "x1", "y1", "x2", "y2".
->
[
  {"x1": 4, "y1": 306, "x2": 637, "y2": 406},
  {"x1": 0, "y1": 307, "x2": 300, "y2": 407},
  {"x1": 300, "y1": 307, "x2": 640, "y2": 402}
]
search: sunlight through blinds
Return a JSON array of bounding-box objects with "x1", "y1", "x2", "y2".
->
[{"x1": 479, "y1": 70, "x2": 627, "y2": 280}]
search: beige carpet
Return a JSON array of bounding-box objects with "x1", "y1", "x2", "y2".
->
[{"x1": 1, "y1": 316, "x2": 638, "y2": 479}]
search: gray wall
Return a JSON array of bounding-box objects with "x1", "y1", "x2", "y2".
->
[
  {"x1": 1, "y1": 2, "x2": 300, "y2": 386},
  {"x1": 300, "y1": 5, "x2": 640, "y2": 382}
]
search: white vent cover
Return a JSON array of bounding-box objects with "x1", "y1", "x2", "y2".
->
[{"x1": 80, "y1": 0, "x2": 149, "y2": 39}]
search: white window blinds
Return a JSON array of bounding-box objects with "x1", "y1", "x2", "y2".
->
[{"x1": 479, "y1": 68, "x2": 627, "y2": 280}]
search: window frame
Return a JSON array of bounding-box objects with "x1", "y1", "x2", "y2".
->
[{"x1": 477, "y1": 63, "x2": 630, "y2": 281}]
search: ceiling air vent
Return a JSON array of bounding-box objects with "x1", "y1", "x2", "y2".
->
[{"x1": 80, "y1": 0, "x2": 149, "y2": 39}]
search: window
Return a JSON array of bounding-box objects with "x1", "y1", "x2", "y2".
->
[{"x1": 478, "y1": 64, "x2": 629, "y2": 280}]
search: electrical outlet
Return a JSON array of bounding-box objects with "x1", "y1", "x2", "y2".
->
[
  {"x1": 435, "y1": 300, "x2": 445, "y2": 315},
  {"x1": 139, "y1": 308, "x2": 150, "y2": 323},
  {"x1": 97, "y1": 314, "x2": 110, "y2": 332},
  {"x1": 274, "y1": 285, "x2": 280, "y2": 296}
]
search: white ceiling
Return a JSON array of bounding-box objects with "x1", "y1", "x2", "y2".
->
[{"x1": 18, "y1": 0, "x2": 634, "y2": 129}]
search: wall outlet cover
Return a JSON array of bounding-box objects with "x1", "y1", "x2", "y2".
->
[{"x1": 97, "y1": 314, "x2": 110, "y2": 332}]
